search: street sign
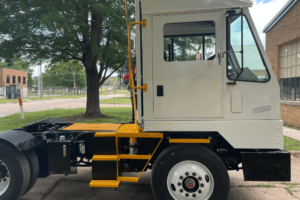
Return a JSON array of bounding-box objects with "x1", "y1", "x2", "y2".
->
[{"x1": 74, "y1": 86, "x2": 77, "y2": 90}]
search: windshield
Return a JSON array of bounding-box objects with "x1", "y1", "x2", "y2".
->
[{"x1": 227, "y1": 15, "x2": 270, "y2": 82}]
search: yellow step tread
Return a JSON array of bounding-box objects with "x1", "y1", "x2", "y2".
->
[
  {"x1": 118, "y1": 154, "x2": 152, "y2": 160},
  {"x1": 61, "y1": 123, "x2": 121, "y2": 131},
  {"x1": 94, "y1": 132, "x2": 117, "y2": 137},
  {"x1": 89, "y1": 180, "x2": 120, "y2": 188},
  {"x1": 117, "y1": 124, "x2": 139, "y2": 134},
  {"x1": 92, "y1": 155, "x2": 117, "y2": 161},
  {"x1": 92, "y1": 155, "x2": 152, "y2": 161},
  {"x1": 118, "y1": 177, "x2": 139, "y2": 182}
]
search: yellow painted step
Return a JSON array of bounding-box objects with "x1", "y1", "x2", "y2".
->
[
  {"x1": 92, "y1": 155, "x2": 151, "y2": 161},
  {"x1": 92, "y1": 155, "x2": 117, "y2": 161},
  {"x1": 62, "y1": 123, "x2": 121, "y2": 131},
  {"x1": 89, "y1": 180, "x2": 120, "y2": 188},
  {"x1": 94, "y1": 132, "x2": 117, "y2": 137},
  {"x1": 118, "y1": 177, "x2": 139, "y2": 182}
]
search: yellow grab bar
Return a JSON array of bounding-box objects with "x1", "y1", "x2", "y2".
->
[{"x1": 125, "y1": 0, "x2": 147, "y2": 127}]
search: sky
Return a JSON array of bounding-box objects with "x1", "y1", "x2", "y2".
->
[
  {"x1": 32, "y1": 0, "x2": 289, "y2": 76},
  {"x1": 249, "y1": 0, "x2": 289, "y2": 46}
]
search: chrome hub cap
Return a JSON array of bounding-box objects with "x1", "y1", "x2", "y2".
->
[
  {"x1": 167, "y1": 161, "x2": 214, "y2": 200},
  {"x1": 0, "y1": 160, "x2": 10, "y2": 196}
]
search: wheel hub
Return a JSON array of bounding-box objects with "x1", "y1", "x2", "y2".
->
[
  {"x1": 185, "y1": 178, "x2": 196, "y2": 189},
  {"x1": 0, "y1": 160, "x2": 10, "y2": 196},
  {"x1": 167, "y1": 161, "x2": 214, "y2": 200}
]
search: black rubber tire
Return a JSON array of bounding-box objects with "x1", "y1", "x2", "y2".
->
[
  {"x1": 151, "y1": 144, "x2": 230, "y2": 200},
  {"x1": 0, "y1": 140, "x2": 30, "y2": 200},
  {"x1": 23, "y1": 149, "x2": 39, "y2": 196}
]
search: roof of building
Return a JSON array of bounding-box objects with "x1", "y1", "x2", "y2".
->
[
  {"x1": 0, "y1": 68, "x2": 28, "y2": 74},
  {"x1": 140, "y1": 0, "x2": 253, "y2": 15},
  {"x1": 263, "y1": 0, "x2": 299, "y2": 33}
]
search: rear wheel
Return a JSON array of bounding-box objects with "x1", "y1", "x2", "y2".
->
[
  {"x1": 151, "y1": 144, "x2": 230, "y2": 200},
  {"x1": 23, "y1": 149, "x2": 39, "y2": 195},
  {"x1": 0, "y1": 140, "x2": 30, "y2": 200}
]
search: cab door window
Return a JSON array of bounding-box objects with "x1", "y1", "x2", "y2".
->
[{"x1": 164, "y1": 21, "x2": 216, "y2": 62}]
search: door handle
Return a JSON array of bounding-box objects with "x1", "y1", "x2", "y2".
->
[{"x1": 157, "y1": 86, "x2": 164, "y2": 96}]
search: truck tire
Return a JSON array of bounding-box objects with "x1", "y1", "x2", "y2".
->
[
  {"x1": 23, "y1": 149, "x2": 39, "y2": 195},
  {"x1": 0, "y1": 140, "x2": 30, "y2": 200},
  {"x1": 151, "y1": 144, "x2": 230, "y2": 200}
]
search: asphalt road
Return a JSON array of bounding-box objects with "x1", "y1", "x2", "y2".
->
[
  {"x1": 0, "y1": 94, "x2": 130, "y2": 118},
  {"x1": 21, "y1": 152, "x2": 300, "y2": 200}
]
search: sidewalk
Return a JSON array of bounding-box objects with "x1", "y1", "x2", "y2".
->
[{"x1": 283, "y1": 127, "x2": 300, "y2": 141}]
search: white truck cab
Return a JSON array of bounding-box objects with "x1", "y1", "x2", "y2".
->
[{"x1": 135, "y1": 0, "x2": 282, "y2": 150}]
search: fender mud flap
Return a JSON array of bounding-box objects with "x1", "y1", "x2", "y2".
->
[
  {"x1": 241, "y1": 150, "x2": 291, "y2": 181},
  {"x1": 0, "y1": 129, "x2": 34, "y2": 151}
]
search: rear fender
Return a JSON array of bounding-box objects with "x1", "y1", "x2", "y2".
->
[{"x1": 0, "y1": 130, "x2": 34, "y2": 151}]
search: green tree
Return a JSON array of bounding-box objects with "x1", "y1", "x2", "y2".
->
[
  {"x1": 43, "y1": 60, "x2": 86, "y2": 88},
  {"x1": 0, "y1": 0, "x2": 134, "y2": 117},
  {"x1": 0, "y1": 58, "x2": 34, "y2": 86}
]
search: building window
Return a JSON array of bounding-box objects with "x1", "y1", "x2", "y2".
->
[
  {"x1": 6, "y1": 75, "x2": 10, "y2": 84},
  {"x1": 18, "y1": 76, "x2": 21, "y2": 83},
  {"x1": 12, "y1": 76, "x2": 15, "y2": 84},
  {"x1": 279, "y1": 39, "x2": 300, "y2": 101},
  {"x1": 23, "y1": 77, "x2": 26, "y2": 85},
  {"x1": 163, "y1": 21, "x2": 216, "y2": 62},
  {"x1": 280, "y1": 77, "x2": 300, "y2": 101}
]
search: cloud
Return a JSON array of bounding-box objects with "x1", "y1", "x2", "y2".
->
[{"x1": 249, "y1": 0, "x2": 289, "y2": 47}]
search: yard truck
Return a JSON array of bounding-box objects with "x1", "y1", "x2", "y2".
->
[{"x1": 0, "y1": 0, "x2": 291, "y2": 200}]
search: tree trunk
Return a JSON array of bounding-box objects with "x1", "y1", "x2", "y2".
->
[{"x1": 85, "y1": 63, "x2": 102, "y2": 117}]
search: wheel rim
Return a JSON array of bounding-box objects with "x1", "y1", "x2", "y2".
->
[
  {"x1": 167, "y1": 161, "x2": 214, "y2": 200},
  {"x1": 0, "y1": 160, "x2": 10, "y2": 196}
]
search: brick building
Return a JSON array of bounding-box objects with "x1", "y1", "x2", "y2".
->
[
  {"x1": 0, "y1": 68, "x2": 28, "y2": 99},
  {"x1": 264, "y1": 0, "x2": 300, "y2": 127}
]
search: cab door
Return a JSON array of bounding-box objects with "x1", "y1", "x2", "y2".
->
[{"x1": 153, "y1": 12, "x2": 223, "y2": 119}]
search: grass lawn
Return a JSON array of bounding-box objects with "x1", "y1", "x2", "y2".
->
[
  {"x1": 0, "y1": 107, "x2": 132, "y2": 132},
  {"x1": 100, "y1": 97, "x2": 131, "y2": 104},
  {"x1": 284, "y1": 136, "x2": 300, "y2": 151}
]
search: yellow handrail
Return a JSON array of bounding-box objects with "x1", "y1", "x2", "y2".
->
[{"x1": 125, "y1": 0, "x2": 146, "y2": 128}]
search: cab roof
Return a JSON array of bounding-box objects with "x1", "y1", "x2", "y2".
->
[{"x1": 140, "y1": 0, "x2": 253, "y2": 15}]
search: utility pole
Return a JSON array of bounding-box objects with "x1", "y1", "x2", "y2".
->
[
  {"x1": 40, "y1": 65, "x2": 43, "y2": 97},
  {"x1": 38, "y1": 65, "x2": 41, "y2": 98},
  {"x1": 73, "y1": 72, "x2": 76, "y2": 95}
]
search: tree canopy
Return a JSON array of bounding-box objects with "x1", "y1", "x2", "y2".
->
[
  {"x1": 0, "y1": 0, "x2": 135, "y2": 117},
  {"x1": 43, "y1": 60, "x2": 86, "y2": 88}
]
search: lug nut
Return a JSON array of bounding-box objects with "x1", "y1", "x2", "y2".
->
[
  {"x1": 201, "y1": 183, "x2": 204, "y2": 187},
  {"x1": 3, "y1": 178, "x2": 6, "y2": 182},
  {"x1": 178, "y1": 182, "x2": 181, "y2": 186},
  {"x1": 180, "y1": 189, "x2": 183, "y2": 193},
  {"x1": 198, "y1": 177, "x2": 202, "y2": 181},
  {"x1": 180, "y1": 176, "x2": 183, "y2": 180},
  {"x1": 193, "y1": 194, "x2": 196, "y2": 197},
  {"x1": 185, "y1": 172, "x2": 189, "y2": 176},
  {"x1": 192, "y1": 172, "x2": 196, "y2": 176},
  {"x1": 186, "y1": 193, "x2": 189, "y2": 197},
  {"x1": 198, "y1": 190, "x2": 202, "y2": 194}
]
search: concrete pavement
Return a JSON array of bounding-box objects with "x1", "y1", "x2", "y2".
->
[
  {"x1": 284, "y1": 127, "x2": 300, "y2": 141},
  {"x1": 0, "y1": 94, "x2": 131, "y2": 118},
  {"x1": 21, "y1": 152, "x2": 300, "y2": 200}
]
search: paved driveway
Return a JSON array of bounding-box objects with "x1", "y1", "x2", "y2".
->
[
  {"x1": 21, "y1": 153, "x2": 300, "y2": 200},
  {"x1": 0, "y1": 94, "x2": 130, "y2": 118}
]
